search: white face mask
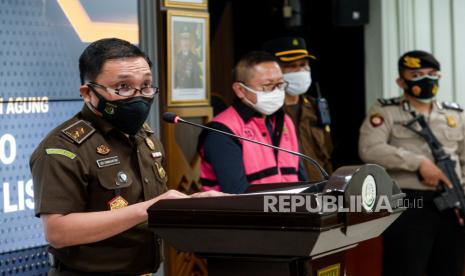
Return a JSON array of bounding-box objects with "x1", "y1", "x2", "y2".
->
[
  {"x1": 283, "y1": 71, "x2": 312, "y2": 96},
  {"x1": 239, "y1": 83, "x2": 285, "y2": 115}
]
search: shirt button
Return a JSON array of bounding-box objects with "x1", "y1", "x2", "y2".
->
[{"x1": 144, "y1": 177, "x2": 149, "y2": 184}]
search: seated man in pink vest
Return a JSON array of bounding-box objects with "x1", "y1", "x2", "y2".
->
[{"x1": 198, "y1": 51, "x2": 307, "y2": 193}]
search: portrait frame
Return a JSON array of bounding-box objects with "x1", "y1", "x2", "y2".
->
[
  {"x1": 164, "y1": 0, "x2": 208, "y2": 10},
  {"x1": 167, "y1": 10, "x2": 210, "y2": 107}
]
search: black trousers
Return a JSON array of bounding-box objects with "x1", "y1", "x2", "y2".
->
[{"x1": 382, "y1": 189, "x2": 465, "y2": 276}]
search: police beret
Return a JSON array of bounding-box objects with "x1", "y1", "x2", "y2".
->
[
  {"x1": 398, "y1": 50, "x2": 440, "y2": 72},
  {"x1": 262, "y1": 37, "x2": 316, "y2": 62}
]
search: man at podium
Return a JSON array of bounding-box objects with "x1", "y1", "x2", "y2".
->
[
  {"x1": 199, "y1": 51, "x2": 307, "y2": 193},
  {"x1": 30, "y1": 38, "x2": 221, "y2": 275}
]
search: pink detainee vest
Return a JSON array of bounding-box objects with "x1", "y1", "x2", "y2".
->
[{"x1": 200, "y1": 106, "x2": 300, "y2": 191}]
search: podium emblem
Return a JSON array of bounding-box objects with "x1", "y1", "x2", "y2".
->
[{"x1": 361, "y1": 175, "x2": 377, "y2": 211}]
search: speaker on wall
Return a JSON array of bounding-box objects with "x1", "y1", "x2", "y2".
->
[{"x1": 332, "y1": 0, "x2": 369, "y2": 26}]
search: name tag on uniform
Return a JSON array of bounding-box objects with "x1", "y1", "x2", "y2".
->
[
  {"x1": 96, "y1": 156, "x2": 120, "y2": 168},
  {"x1": 151, "y1": 151, "x2": 162, "y2": 158}
]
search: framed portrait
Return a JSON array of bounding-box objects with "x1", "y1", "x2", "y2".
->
[
  {"x1": 164, "y1": 0, "x2": 208, "y2": 10},
  {"x1": 167, "y1": 10, "x2": 210, "y2": 106}
]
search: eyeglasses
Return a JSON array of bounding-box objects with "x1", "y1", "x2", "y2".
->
[
  {"x1": 87, "y1": 82, "x2": 159, "y2": 97},
  {"x1": 240, "y1": 81, "x2": 289, "y2": 92}
]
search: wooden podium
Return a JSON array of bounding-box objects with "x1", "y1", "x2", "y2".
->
[{"x1": 148, "y1": 164, "x2": 405, "y2": 276}]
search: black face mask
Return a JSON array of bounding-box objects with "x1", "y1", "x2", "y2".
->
[
  {"x1": 93, "y1": 92, "x2": 153, "y2": 135},
  {"x1": 404, "y1": 75, "x2": 439, "y2": 101}
]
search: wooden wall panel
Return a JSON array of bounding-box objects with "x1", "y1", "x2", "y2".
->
[{"x1": 162, "y1": 107, "x2": 212, "y2": 276}]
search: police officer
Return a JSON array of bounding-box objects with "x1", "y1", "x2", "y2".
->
[
  {"x1": 359, "y1": 50, "x2": 465, "y2": 276},
  {"x1": 263, "y1": 37, "x2": 333, "y2": 180},
  {"x1": 30, "y1": 38, "x2": 221, "y2": 275}
]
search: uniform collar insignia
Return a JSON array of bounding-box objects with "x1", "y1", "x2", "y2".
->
[
  {"x1": 61, "y1": 119, "x2": 95, "y2": 145},
  {"x1": 143, "y1": 123, "x2": 154, "y2": 134}
]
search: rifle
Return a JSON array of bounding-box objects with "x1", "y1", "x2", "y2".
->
[{"x1": 403, "y1": 114, "x2": 465, "y2": 223}]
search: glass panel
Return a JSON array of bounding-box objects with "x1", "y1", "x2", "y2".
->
[{"x1": 0, "y1": 0, "x2": 138, "y2": 255}]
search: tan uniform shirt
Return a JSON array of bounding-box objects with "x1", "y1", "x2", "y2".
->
[
  {"x1": 30, "y1": 105, "x2": 168, "y2": 274},
  {"x1": 285, "y1": 95, "x2": 333, "y2": 181},
  {"x1": 359, "y1": 96, "x2": 465, "y2": 191}
]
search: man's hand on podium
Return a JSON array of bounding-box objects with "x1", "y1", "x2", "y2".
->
[{"x1": 191, "y1": 190, "x2": 230, "y2": 198}]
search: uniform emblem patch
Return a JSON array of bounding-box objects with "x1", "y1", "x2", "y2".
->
[
  {"x1": 155, "y1": 162, "x2": 167, "y2": 179},
  {"x1": 403, "y1": 56, "x2": 421, "y2": 68},
  {"x1": 117, "y1": 171, "x2": 128, "y2": 184},
  {"x1": 45, "y1": 148, "x2": 76, "y2": 159},
  {"x1": 370, "y1": 113, "x2": 384, "y2": 127},
  {"x1": 143, "y1": 123, "x2": 154, "y2": 133},
  {"x1": 96, "y1": 144, "x2": 110, "y2": 155},
  {"x1": 446, "y1": 115, "x2": 457, "y2": 128},
  {"x1": 108, "y1": 195, "x2": 128, "y2": 210},
  {"x1": 145, "y1": 138, "x2": 155, "y2": 151}
]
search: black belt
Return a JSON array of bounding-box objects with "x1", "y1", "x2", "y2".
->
[
  {"x1": 51, "y1": 257, "x2": 141, "y2": 276},
  {"x1": 53, "y1": 259, "x2": 107, "y2": 276}
]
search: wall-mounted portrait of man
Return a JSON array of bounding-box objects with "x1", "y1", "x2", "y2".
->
[
  {"x1": 168, "y1": 11, "x2": 209, "y2": 106},
  {"x1": 174, "y1": 24, "x2": 202, "y2": 89}
]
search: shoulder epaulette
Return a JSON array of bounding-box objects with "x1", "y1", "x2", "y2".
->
[
  {"x1": 442, "y1": 101, "x2": 463, "y2": 112},
  {"x1": 300, "y1": 95, "x2": 312, "y2": 105},
  {"x1": 377, "y1": 97, "x2": 402, "y2": 107},
  {"x1": 61, "y1": 120, "x2": 95, "y2": 145},
  {"x1": 143, "y1": 122, "x2": 155, "y2": 134}
]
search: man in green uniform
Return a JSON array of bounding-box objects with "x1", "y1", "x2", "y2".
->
[
  {"x1": 263, "y1": 37, "x2": 333, "y2": 180},
  {"x1": 359, "y1": 50, "x2": 465, "y2": 276},
  {"x1": 174, "y1": 26, "x2": 202, "y2": 89},
  {"x1": 30, "y1": 38, "x2": 219, "y2": 275}
]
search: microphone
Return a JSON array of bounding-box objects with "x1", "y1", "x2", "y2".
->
[{"x1": 162, "y1": 112, "x2": 329, "y2": 179}]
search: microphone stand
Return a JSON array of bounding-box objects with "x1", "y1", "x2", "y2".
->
[{"x1": 174, "y1": 116, "x2": 329, "y2": 179}]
